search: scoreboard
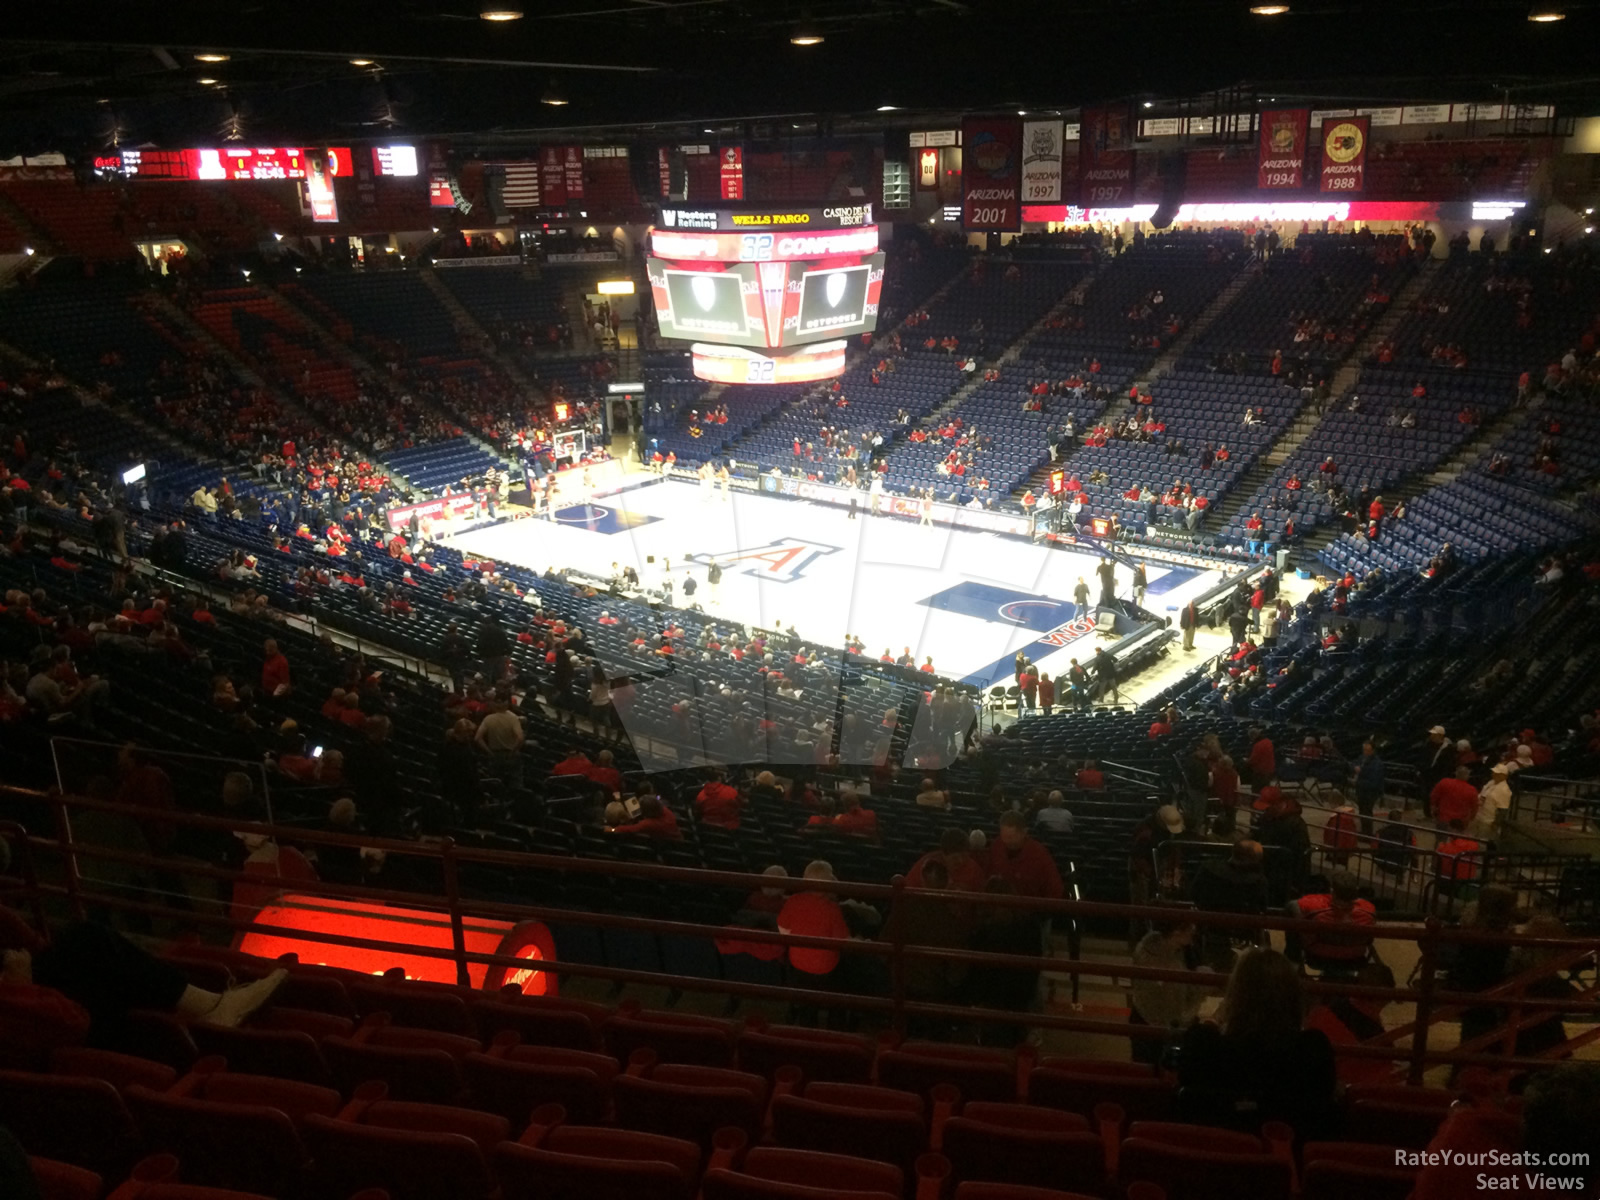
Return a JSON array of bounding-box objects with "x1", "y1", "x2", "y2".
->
[
  {"x1": 93, "y1": 146, "x2": 353, "y2": 181},
  {"x1": 646, "y1": 206, "x2": 884, "y2": 382}
]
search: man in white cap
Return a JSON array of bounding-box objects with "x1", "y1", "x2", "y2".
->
[
  {"x1": 1474, "y1": 762, "x2": 1513, "y2": 839},
  {"x1": 1419, "y1": 725, "x2": 1456, "y2": 795},
  {"x1": 1512, "y1": 744, "x2": 1535, "y2": 772},
  {"x1": 1128, "y1": 803, "x2": 1187, "y2": 944}
]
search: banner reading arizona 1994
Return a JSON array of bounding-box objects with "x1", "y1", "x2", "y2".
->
[{"x1": 961, "y1": 117, "x2": 1023, "y2": 231}]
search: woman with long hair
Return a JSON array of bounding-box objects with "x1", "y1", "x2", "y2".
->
[{"x1": 1176, "y1": 947, "x2": 1337, "y2": 1134}]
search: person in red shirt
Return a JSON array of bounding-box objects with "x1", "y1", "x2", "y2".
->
[
  {"x1": 1302, "y1": 960, "x2": 1396, "y2": 1084},
  {"x1": 612, "y1": 796, "x2": 682, "y2": 839},
  {"x1": 695, "y1": 769, "x2": 745, "y2": 830},
  {"x1": 1, "y1": 909, "x2": 288, "y2": 1067},
  {"x1": 905, "y1": 829, "x2": 988, "y2": 892},
  {"x1": 1247, "y1": 729, "x2": 1276, "y2": 787},
  {"x1": 1321, "y1": 803, "x2": 1360, "y2": 865},
  {"x1": 586, "y1": 749, "x2": 624, "y2": 796},
  {"x1": 1435, "y1": 820, "x2": 1482, "y2": 891},
  {"x1": 919, "y1": 657, "x2": 936, "y2": 674},
  {"x1": 1409, "y1": 1063, "x2": 1600, "y2": 1200},
  {"x1": 1076, "y1": 759, "x2": 1104, "y2": 789},
  {"x1": 830, "y1": 794, "x2": 879, "y2": 837},
  {"x1": 1194, "y1": 758, "x2": 1234, "y2": 815},
  {"x1": 985, "y1": 811, "x2": 1063, "y2": 899},
  {"x1": 1430, "y1": 765, "x2": 1480, "y2": 827},
  {"x1": 1289, "y1": 873, "x2": 1376, "y2": 968},
  {"x1": 260, "y1": 638, "x2": 292, "y2": 698},
  {"x1": 777, "y1": 860, "x2": 853, "y2": 978},
  {"x1": 550, "y1": 748, "x2": 592, "y2": 778},
  {"x1": 1148, "y1": 715, "x2": 1172, "y2": 739}
]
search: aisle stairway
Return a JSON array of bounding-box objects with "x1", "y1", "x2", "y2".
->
[{"x1": 1132, "y1": 257, "x2": 1256, "y2": 390}]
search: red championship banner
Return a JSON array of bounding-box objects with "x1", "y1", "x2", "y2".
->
[
  {"x1": 1257, "y1": 108, "x2": 1310, "y2": 190},
  {"x1": 960, "y1": 117, "x2": 1023, "y2": 231},
  {"x1": 1319, "y1": 115, "x2": 1370, "y2": 194},
  {"x1": 719, "y1": 145, "x2": 744, "y2": 200},
  {"x1": 539, "y1": 146, "x2": 567, "y2": 207},
  {"x1": 1079, "y1": 104, "x2": 1135, "y2": 205},
  {"x1": 562, "y1": 146, "x2": 584, "y2": 200}
]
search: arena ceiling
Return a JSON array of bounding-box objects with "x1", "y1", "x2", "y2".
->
[{"x1": 0, "y1": 0, "x2": 1595, "y2": 154}]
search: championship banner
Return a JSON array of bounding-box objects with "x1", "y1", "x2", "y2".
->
[
  {"x1": 719, "y1": 145, "x2": 744, "y2": 200},
  {"x1": 1257, "y1": 108, "x2": 1310, "y2": 190},
  {"x1": 562, "y1": 146, "x2": 584, "y2": 200},
  {"x1": 1079, "y1": 104, "x2": 1135, "y2": 205},
  {"x1": 658, "y1": 147, "x2": 672, "y2": 198},
  {"x1": 539, "y1": 146, "x2": 567, "y2": 207},
  {"x1": 960, "y1": 117, "x2": 1023, "y2": 231},
  {"x1": 1319, "y1": 115, "x2": 1370, "y2": 194},
  {"x1": 1021, "y1": 119, "x2": 1064, "y2": 204},
  {"x1": 918, "y1": 148, "x2": 939, "y2": 190}
]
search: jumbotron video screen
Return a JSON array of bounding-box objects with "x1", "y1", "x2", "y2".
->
[{"x1": 646, "y1": 205, "x2": 885, "y2": 382}]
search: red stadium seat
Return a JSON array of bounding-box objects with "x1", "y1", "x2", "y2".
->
[
  {"x1": 877, "y1": 1044, "x2": 1018, "y2": 1103},
  {"x1": 124, "y1": 1084, "x2": 318, "y2": 1196},
  {"x1": 603, "y1": 1008, "x2": 737, "y2": 1068},
  {"x1": 1342, "y1": 1084, "x2": 1455, "y2": 1149},
  {"x1": 121, "y1": 1011, "x2": 199, "y2": 1073},
  {"x1": 1028, "y1": 1059, "x2": 1175, "y2": 1123},
  {"x1": 941, "y1": 1104, "x2": 1104, "y2": 1193},
  {"x1": 349, "y1": 978, "x2": 474, "y2": 1035},
  {"x1": 353, "y1": 1097, "x2": 511, "y2": 1151},
  {"x1": 739, "y1": 1146, "x2": 903, "y2": 1195},
  {"x1": 702, "y1": 1171, "x2": 897, "y2": 1200},
  {"x1": 189, "y1": 1023, "x2": 335, "y2": 1088},
  {"x1": 0, "y1": 1071, "x2": 141, "y2": 1178},
  {"x1": 613, "y1": 1064, "x2": 769, "y2": 1146},
  {"x1": 322, "y1": 1034, "x2": 467, "y2": 1102},
  {"x1": 955, "y1": 1186, "x2": 1165, "y2": 1200},
  {"x1": 181, "y1": 1065, "x2": 343, "y2": 1123},
  {"x1": 250, "y1": 1004, "x2": 356, "y2": 1040},
  {"x1": 28, "y1": 1157, "x2": 102, "y2": 1200},
  {"x1": 50, "y1": 1046, "x2": 178, "y2": 1093},
  {"x1": 494, "y1": 1121, "x2": 702, "y2": 1200},
  {"x1": 736, "y1": 1026, "x2": 875, "y2": 1084},
  {"x1": 1118, "y1": 1129, "x2": 1291, "y2": 1200},
  {"x1": 1301, "y1": 1141, "x2": 1420, "y2": 1200},
  {"x1": 302, "y1": 1112, "x2": 498, "y2": 1200},
  {"x1": 770, "y1": 1087, "x2": 928, "y2": 1174},
  {"x1": 472, "y1": 995, "x2": 603, "y2": 1051},
  {"x1": 462, "y1": 1046, "x2": 614, "y2": 1125}
]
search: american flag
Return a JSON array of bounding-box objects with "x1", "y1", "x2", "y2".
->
[{"x1": 497, "y1": 161, "x2": 540, "y2": 208}]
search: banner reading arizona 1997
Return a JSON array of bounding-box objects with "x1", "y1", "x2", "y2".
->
[{"x1": 961, "y1": 117, "x2": 1023, "y2": 231}]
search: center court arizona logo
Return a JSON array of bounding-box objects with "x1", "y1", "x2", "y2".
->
[{"x1": 690, "y1": 537, "x2": 840, "y2": 583}]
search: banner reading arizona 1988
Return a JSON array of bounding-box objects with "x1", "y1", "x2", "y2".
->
[{"x1": 961, "y1": 117, "x2": 1023, "y2": 231}]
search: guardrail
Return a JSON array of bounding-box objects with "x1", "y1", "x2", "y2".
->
[{"x1": 2, "y1": 784, "x2": 1596, "y2": 1085}]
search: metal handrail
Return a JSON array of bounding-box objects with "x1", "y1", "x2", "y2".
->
[{"x1": 4, "y1": 784, "x2": 1597, "y2": 1083}]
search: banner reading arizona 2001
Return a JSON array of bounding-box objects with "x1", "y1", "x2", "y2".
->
[
  {"x1": 961, "y1": 117, "x2": 1022, "y2": 231},
  {"x1": 1319, "y1": 115, "x2": 1370, "y2": 194}
]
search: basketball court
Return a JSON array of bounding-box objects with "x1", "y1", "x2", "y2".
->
[{"x1": 447, "y1": 477, "x2": 1228, "y2": 689}]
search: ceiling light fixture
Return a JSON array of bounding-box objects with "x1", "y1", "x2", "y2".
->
[
  {"x1": 480, "y1": 5, "x2": 524, "y2": 20},
  {"x1": 790, "y1": 22, "x2": 824, "y2": 45},
  {"x1": 876, "y1": 105, "x2": 898, "y2": 112},
  {"x1": 541, "y1": 80, "x2": 568, "y2": 106},
  {"x1": 1142, "y1": 101, "x2": 1154, "y2": 109},
  {"x1": 1249, "y1": 4, "x2": 1289, "y2": 13},
  {"x1": 350, "y1": 59, "x2": 375, "y2": 66},
  {"x1": 197, "y1": 77, "x2": 217, "y2": 85},
  {"x1": 1527, "y1": 4, "x2": 1564, "y2": 19},
  {"x1": 194, "y1": 53, "x2": 229, "y2": 62}
]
